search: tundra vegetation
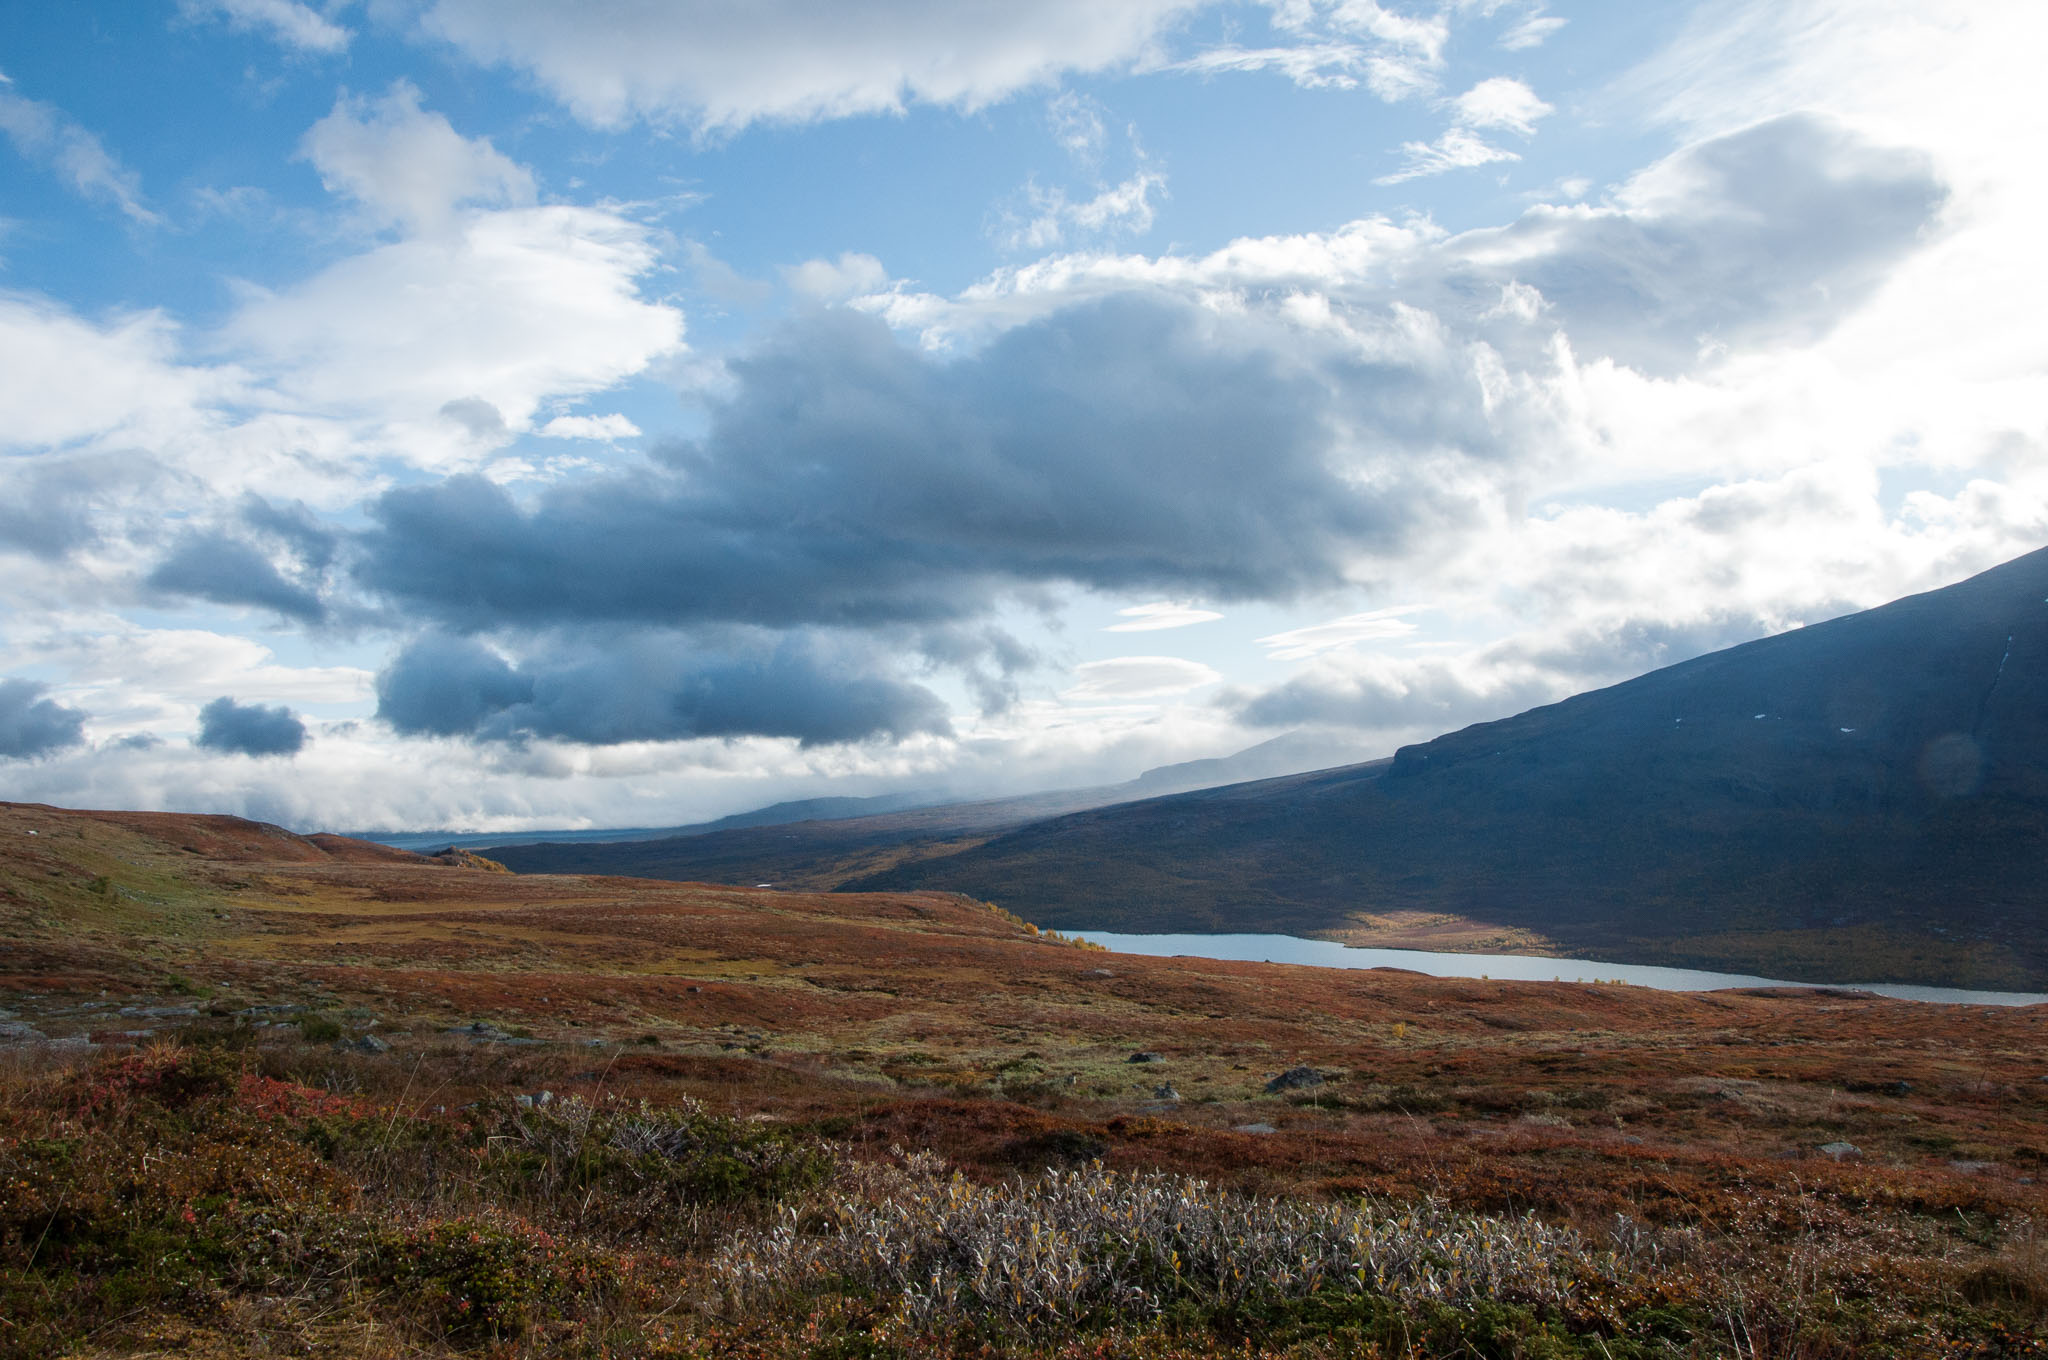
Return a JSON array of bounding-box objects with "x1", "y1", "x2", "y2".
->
[{"x1": 1, "y1": 801, "x2": 2045, "y2": 1357}]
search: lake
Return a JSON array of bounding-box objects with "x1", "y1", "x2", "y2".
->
[{"x1": 1069, "y1": 932, "x2": 2048, "y2": 1007}]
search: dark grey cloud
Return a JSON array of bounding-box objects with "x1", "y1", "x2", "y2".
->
[
  {"x1": 148, "y1": 534, "x2": 327, "y2": 623},
  {"x1": 376, "y1": 631, "x2": 951, "y2": 747},
  {"x1": 1443, "y1": 113, "x2": 1945, "y2": 375},
  {"x1": 196, "y1": 696, "x2": 308, "y2": 756},
  {"x1": 239, "y1": 494, "x2": 339, "y2": 570},
  {"x1": 0, "y1": 679, "x2": 88, "y2": 759},
  {"x1": 358, "y1": 297, "x2": 1415, "y2": 632}
]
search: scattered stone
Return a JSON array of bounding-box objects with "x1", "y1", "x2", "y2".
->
[
  {"x1": 1127, "y1": 1051, "x2": 1164, "y2": 1064},
  {"x1": 1153, "y1": 1084, "x2": 1181, "y2": 1102},
  {"x1": 336, "y1": 1034, "x2": 391, "y2": 1055},
  {"x1": 1817, "y1": 1141, "x2": 1862, "y2": 1161},
  {"x1": 1086, "y1": 969, "x2": 1115, "y2": 978},
  {"x1": 1949, "y1": 1160, "x2": 1998, "y2": 1174},
  {"x1": 1265, "y1": 1066, "x2": 1324, "y2": 1093},
  {"x1": 0, "y1": 1021, "x2": 46, "y2": 1044},
  {"x1": 44, "y1": 1035, "x2": 95, "y2": 1052},
  {"x1": 239, "y1": 1004, "x2": 306, "y2": 1017},
  {"x1": 1234, "y1": 1122, "x2": 1277, "y2": 1135},
  {"x1": 513, "y1": 1090, "x2": 555, "y2": 1109},
  {"x1": 118, "y1": 1005, "x2": 197, "y2": 1018}
]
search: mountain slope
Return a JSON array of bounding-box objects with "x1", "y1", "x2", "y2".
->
[
  {"x1": 478, "y1": 734, "x2": 1379, "y2": 887},
  {"x1": 850, "y1": 548, "x2": 2048, "y2": 988}
]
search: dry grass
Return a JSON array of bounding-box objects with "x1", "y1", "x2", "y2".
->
[{"x1": 2, "y1": 800, "x2": 2047, "y2": 1357}]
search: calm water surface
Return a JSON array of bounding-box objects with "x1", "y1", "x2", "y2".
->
[{"x1": 1070, "y1": 932, "x2": 2048, "y2": 1007}]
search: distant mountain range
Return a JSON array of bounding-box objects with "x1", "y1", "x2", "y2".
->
[
  {"x1": 849, "y1": 547, "x2": 2048, "y2": 988},
  {"x1": 464, "y1": 729, "x2": 1379, "y2": 888}
]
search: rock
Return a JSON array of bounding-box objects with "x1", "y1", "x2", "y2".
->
[
  {"x1": 1889, "y1": 1081, "x2": 1913, "y2": 1097},
  {"x1": 336, "y1": 1034, "x2": 390, "y2": 1055},
  {"x1": 1086, "y1": 969, "x2": 1115, "y2": 977},
  {"x1": 513, "y1": 1090, "x2": 555, "y2": 1109},
  {"x1": 1817, "y1": 1141, "x2": 1862, "y2": 1160},
  {"x1": 1127, "y1": 1051, "x2": 1164, "y2": 1064},
  {"x1": 118, "y1": 1005, "x2": 198, "y2": 1018},
  {"x1": 1949, "y1": 1160, "x2": 1998, "y2": 1174},
  {"x1": 0, "y1": 1022, "x2": 46, "y2": 1044},
  {"x1": 1265, "y1": 1066, "x2": 1324, "y2": 1093},
  {"x1": 1153, "y1": 1084, "x2": 1181, "y2": 1102},
  {"x1": 1234, "y1": 1122, "x2": 1277, "y2": 1135}
]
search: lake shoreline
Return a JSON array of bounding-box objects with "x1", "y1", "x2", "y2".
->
[{"x1": 1070, "y1": 931, "x2": 2048, "y2": 1007}]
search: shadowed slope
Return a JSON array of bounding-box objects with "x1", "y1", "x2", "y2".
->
[{"x1": 851, "y1": 547, "x2": 2048, "y2": 988}]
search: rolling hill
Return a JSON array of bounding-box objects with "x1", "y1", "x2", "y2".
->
[{"x1": 850, "y1": 547, "x2": 2048, "y2": 989}]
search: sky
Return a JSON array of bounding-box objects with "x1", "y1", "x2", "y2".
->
[{"x1": 0, "y1": 0, "x2": 2044, "y2": 834}]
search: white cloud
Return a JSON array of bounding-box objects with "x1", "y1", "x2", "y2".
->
[
  {"x1": 0, "y1": 296, "x2": 237, "y2": 450},
  {"x1": 417, "y1": 0, "x2": 1207, "y2": 132},
  {"x1": 0, "y1": 85, "x2": 157, "y2": 223},
  {"x1": 1499, "y1": 10, "x2": 1564, "y2": 50},
  {"x1": 1376, "y1": 125, "x2": 1520, "y2": 184},
  {"x1": 180, "y1": 0, "x2": 350, "y2": 54},
  {"x1": 786, "y1": 252, "x2": 891, "y2": 302},
  {"x1": 299, "y1": 82, "x2": 534, "y2": 234},
  {"x1": 1062, "y1": 655, "x2": 1223, "y2": 702},
  {"x1": 1258, "y1": 607, "x2": 1422, "y2": 660},
  {"x1": 227, "y1": 204, "x2": 684, "y2": 438},
  {"x1": 1046, "y1": 90, "x2": 1108, "y2": 161},
  {"x1": 997, "y1": 168, "x2": 1167, "y2": 251},
  {"x1": 1105, "y1": 602, "x2": 1224, "y2": 632},
  {"x1": 1377, "y1": 76, "x2": 1551, "y2": 184},
  {"x1": 1454, "y1": 76, "x2": 1553, "y2": 135},
  {"x1": 538, "y1": 413, "x2": 641, "y2": 441}
]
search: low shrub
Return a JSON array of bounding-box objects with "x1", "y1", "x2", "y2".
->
[{"x1": 717, "y1": 1158, "x2": 1607, "y2": 1332}]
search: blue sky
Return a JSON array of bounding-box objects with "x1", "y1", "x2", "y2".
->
[{"x1": 1, "y1": 0, "x2": 2043, "y2": 832}]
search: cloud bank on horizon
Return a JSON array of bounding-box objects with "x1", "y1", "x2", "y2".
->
[{"x1": 0, "y1": 0, "x2": 2043, "y2": 832}]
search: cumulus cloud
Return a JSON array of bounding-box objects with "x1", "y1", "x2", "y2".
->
[
  {"x1": 300, "y1": 82, "x2": 534, "y2": 233},
  {"x1": 338, "y1": 113, "x2": 1947, "y2": 759},
  {"x1": 1453, "y1": 76, "x2": 1553, "y2": 135},
  {"x1": 785, "y1": 252, "x2": 890, "y2": 302},
  {"x1": 179, "y1": 0, "x2": 350, "y2": 54},
  {"x1": 195, "y1": 695, "x2": 307, "y2": 756},
  {"x1": 0, "y1": 82, "x2": 157, "y2": 223},
  {"x1": 227, "y1": 204, "x2": 684, "y2": 433},
  {"x1": 416, "y1": 0, "x2": 1207, "y2": 132},
  {"x1": 356, "y1": 297, "x2": 1413, "y2": 631},
  {"x1": 0, "y1": 679, "x2": 88, "y2": 759},
  {"x1": 376, "y1": 632, "x2": 951, "y2": 747},
  {"x1": 146, "y1": 534, "x2": 326, "y2": 624}
]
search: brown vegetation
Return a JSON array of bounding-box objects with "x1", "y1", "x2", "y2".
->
[{"x1": 2, "y1": 800, "x2": 2045, "y2": 1357}]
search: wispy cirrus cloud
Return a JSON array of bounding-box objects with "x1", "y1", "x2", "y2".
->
[
  {"x1": 1105, "y1": 602, "x2": 1225, "y2": 632},
  {"x1": 0, "y1": 76, "x2": 157, "y2": 223}
]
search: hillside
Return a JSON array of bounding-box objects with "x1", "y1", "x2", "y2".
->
[
  {"x1": 852, "y1": 547, "x2": 2048, "y2": 989},
  {"x1": 3, "y1": 799, "x2": 2047, "y2": 1356}
]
